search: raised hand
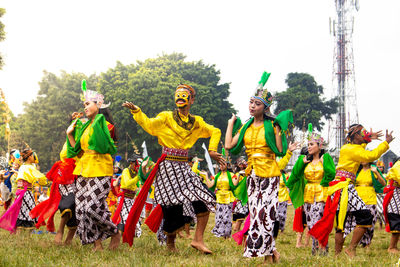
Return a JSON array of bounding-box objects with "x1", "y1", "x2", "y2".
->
[
  {"x1": 385, "y1": 129, "x2": 395, "y2": 144},
  {"x1": 228, "y1": 113, "x2": 237, "y2": 126},
  {"x1": 209, "y1": 150, "x2": 226, "y2": 166},
  {"x1": 370, "y1": 128, "x2": 383, "y2": 140},
  {"x1": 288, "y1": 141, "x2": 300, "y2": 152},
  {"x1": 122, "y1": 101, "x2": 139, "y2": 111}
]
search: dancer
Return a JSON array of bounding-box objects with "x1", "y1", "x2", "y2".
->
[
  {"x1": 0, "y1": 148, "x2": 47, "y2": 233},
  {"x1": 112, "y1": 155, "x2": 141, "y2": 234},
  {"x1": 225, "y1": 71, "x2": 292, "y2": 262},
  {"x1": 345, "y1": 162, "x2": 385, "y2": 248},
  {"x1": 122, "y1": 83, "x2": 224, "y2": 253},
  {"x1": 205, "y1": 159, "x2": 238, "y2": 238},
  {"x1": 309, "y1": 125, "x2": 394, "y2": 257},
  {"x1": 385, "y1": 157, "x2": 400, "y2": 253},
  {"x1": 232, "y1": 157, "x2": 249, "y2": 233},
  {"x1": 66, "y1": 80, "x2": 120, "y2": 251},
  {"x1": 376, "y1": 160, "x2": 386, "y2": 230},
  {"x1": 275, "y1": 141, "x2": 298, "y2": 238},
  {"x1": 286, "y1": 125, "x2": 336, "y2": 255}
]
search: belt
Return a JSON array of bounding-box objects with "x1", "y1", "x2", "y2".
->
[
  {"x1": 17, "y1": 186, "x2": 33, "y2": 190},
  {"x1": 165, "y1": 155, "x2": 189, "y2": 162},
  {"x1": 336, "y1": 170, "x2": 356, "y2": 182},
  {"x1": 356, "y1": 184, "x2": 372, "y2": 187}
]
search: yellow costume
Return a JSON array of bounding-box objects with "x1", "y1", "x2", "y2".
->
[
  {"x1": 304, "y1": 161, "x2": 328, "y2": 203},
  {"x1": 277, "y1": 151, "x2": 292, "y2": 203},
  {"x1": 215, "y1": 172, "x2": 236, "y2": 204},
  {"x1": 355, "y1": 169, "x2": 377, "y2": 205},
  {"x1": 120, "y1": 168, "x2": 140, "y2": 192},
  {"x1": 242, "y1": 124, "x2": 280, "y2": 178},
  {"x1": 131, "y1": 109, "x2": 220, "y2": 151},
  {"x1": 16, "y1": 164, "x2": 47, "y2": 187},
  {"x1": 73, "y1": 124, "x2": 113, "y2": 177}
]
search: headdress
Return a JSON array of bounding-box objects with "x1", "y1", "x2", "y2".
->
[
  {"x1": 176, "y1": 84, "x2": 196, "y2": 97},
  {"x1": 81, "y1": 80, "x2": 110, "y2": 109},
  {"x1": 376, "y1": 160, "x2": 384, "y2": 167},
  {"x1": 307, "y1": 123, "x2": 324, "y2": 148},
  {"x1": 346, "y1": 124, "x2": 371, "y2": 143},
  {"x1": 252, "y1": 71, "x2": 273, "y2": 108}
]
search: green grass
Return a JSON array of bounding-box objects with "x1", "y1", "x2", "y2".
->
[{"x1": 0, "y1": 205, "x2": 399, "y2": 267}]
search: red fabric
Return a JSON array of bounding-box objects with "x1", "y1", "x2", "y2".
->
[
  {"x1": 383, "y1": 181, "x2": 395, "y2": 232},
  {"x1": 107, "y1": 123, "x2": 115, "y2": 140},
  {"x1": 111, "y1": 192, "x2": 124, "y2": 225},
  {"x1": 145, "y1": 202, "x2": 153, "y2": 213},
  {"x1": 308, "y1": 178, "x2": 346, "y2": 247},
  {"x1": 30, "y1": 159, "x2": 76, "y2": 232},
  {"x1": 144, "y1": 204, "x2": 163, "y2": 233},
  {"x1": 232, "y1": 200, "x2": 237, "y2": 211},
  {"x1": 30, "y1": 181, "x2": 61, "y2": 232},
  {"x1": 123, "y1": 154, "x2": 166, "y2": 246},
  {"x1": 293, "y1": 207, "x2": 304, "y2": 233}
]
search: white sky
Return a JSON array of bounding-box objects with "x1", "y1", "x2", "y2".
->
[{"x1": 0, "y1": 0, "x2": 399, "y2": 154}]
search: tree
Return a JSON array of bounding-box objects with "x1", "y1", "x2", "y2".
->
[
  {"x1": 0, "y1": 8, "x2": 6, "y2": 69},
  {"x1": 274, "y1": 73, "x2": 338, "y2": 131},
  {"x1": 99, "y1": 53, "x2": 235, "y2": 160},
  {"x1": 15, "y1": 71, "x2": 97, "y2": 170}
]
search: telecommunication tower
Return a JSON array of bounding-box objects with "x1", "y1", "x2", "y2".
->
[{"x1": 329, "y1": 0, "x2": 360, "y2": 154}]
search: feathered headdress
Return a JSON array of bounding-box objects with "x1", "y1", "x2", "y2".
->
[
  {"x1": 307, "y1": 123, "x2": 324, "y2": 148},
  {"x1": 252, "y1": 71, "x2": 273, "y2": 108},
  {"x1": 81, "y1": 80, "x2": 110, "y2": 109}
]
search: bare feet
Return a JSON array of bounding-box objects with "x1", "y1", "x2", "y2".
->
[
  {"x1": 272, "y1": 250, "x2": 280, "y2": 263},
  {"x1": 64, "y1": 228, "x2": 76, "y2": 246},
  {"x1": 108, "y1": 232, "x2": 121, "y2": 250},
  {"x1": 344, "y1": 247, "x2": 356, "y2": 258},
  {"x1": 167, "y1": 234, "x2": 178, "y2": 252},
  {"x1": 55, "y1": 231, "x2": 63, "y2": 245},
  {"x1": 264, "y1": 255, "x2": 273, "y2": 264},
  {"x1": 388, "y1": 248, "x2": 400, "y2": 254},
  {"x1": 190, "y1": 241, "x2": 212, "y2": 254},
  {"x1": 296, "y1": 243, "x2": 304, "y2": 248},
  {"x1": 93, "y1": 240, "x2": 103, "y2": 251}
]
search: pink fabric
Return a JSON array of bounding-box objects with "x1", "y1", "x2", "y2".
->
[
  {"x1": 232, "y1": 215, "x2": 250, "y2": 245},
  {"x1": 0, "y1": 188, "x2": 27, "y2": 233}
]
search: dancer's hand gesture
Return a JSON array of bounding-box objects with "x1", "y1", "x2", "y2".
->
[
  {"x1": 209, "y1": 151, "x2": 225, "y2": 166},
  {"x1": 122, "y1": 101, "x2": 139, "y2": 111},
  {"x1": 288, "y1": 141, "x2": 300, "y2": 152},
  {"x1": 370, "y1": 128, "x2": 383, "y2": 140},
  {"x1": 227, "y1": 114, "x2": 237, "y2": 126},
  {"x1": 386, "y1": 130, "x2": 395, "y2": 144}
]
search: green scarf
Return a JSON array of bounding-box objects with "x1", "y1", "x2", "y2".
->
[
  {"x1": 67, "y1": 114, "x2": 117, "y2": 158},
  {"x1": 355, "y1": 165, "x2": 386, "y2": 194},
  {"x1": 286, "y1": 153, "x2": 336, "y2": 209},
  {"x1": 209, "y1": 171, "x2": 248, "y2": 205},
  {"x1": 138, "y1": 156, "x2": 154, "y2": 183},
  {"x1": 209, "y1": 171, "x2": 235, "y2": 192},
  {"x1": 230, "y1": 110, "x2": 293, "y2": 157}
]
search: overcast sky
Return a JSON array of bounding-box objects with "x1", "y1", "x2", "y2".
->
[{"x1": 0, "y1": 0, "x2": 399, "y2": 154}]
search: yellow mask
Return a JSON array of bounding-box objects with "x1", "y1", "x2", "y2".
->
[{"x1": 175, "y1": 88, "x2": 190, "y2": 108}]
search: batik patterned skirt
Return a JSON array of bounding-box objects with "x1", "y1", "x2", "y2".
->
[
  {"x1": 277, "y1": 201, "x2": 288, "y2": 232},
  {"x1": 75, "y1": 176, "x2": 118, "y2": 245},
  {"x1": 376, "y1": 193, "x2": 385, "y2": 225},
  {"x1": 304, "y1": 202, "x2": 325, "y2": 253},
  {"x1": 212, "y1": 203, "x2": 233, "y2": 238},
  {"x1": 16, "y1": 190, "x2": 36, "y2": 228},
  {"x1": 118, "y1": 195, "x2": 142, "y2": 237},
  {"x1": 243, "y1": 172, "x2": 279, "y2": 258},
  {"x1": 154, "y1": 159, "x2": 216, "y2": 220}
]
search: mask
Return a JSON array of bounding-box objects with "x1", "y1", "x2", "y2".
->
[
  {"x1": 175, "y1": 89, "x2": 190, "y2": 108},
  {"x1": 360, "y1": 128, "x2": 372, "y2": 143}
]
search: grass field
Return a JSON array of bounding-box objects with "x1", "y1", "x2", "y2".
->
[{"x1": 0, "y1": 205, "x2": 399, "y2": 267}]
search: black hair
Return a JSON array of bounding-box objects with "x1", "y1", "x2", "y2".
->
[{"x1": 99, "y1": 108, "x2": 118, "y2": 142}]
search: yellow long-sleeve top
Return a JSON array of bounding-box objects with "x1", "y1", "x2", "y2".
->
[
  {"x1": 120, "y1": 168, "x2": 140, "y2": 192},
  {"x1": 304, "y1": 161, "x2": 327, "y2": 203},
  {"x1": 278, "y1": 151, "x2": 292, "y2": 202},
  {"x1": 243, "y1": 123, "x2": 281, "y2": 178},
  {"x1": 16, "y1": 164, "x2": 47, "y2": 186},
  {"x1": 336, "y1": 141, "x2": 389, "y2": 177},
  {"x1": 131, "y1": 109, "x2": 221, "y2": 151},
  {"x1": 355, "y1": 169, "x2": 377, "y2": 205},
  {"x1": 215, "y1": 171, "x2": 236, "y2": 204},
  {"x1": 192, "y1": 160, "x2": 206, "y2": 181},
  {"x1": 73, "y1": 124, "x2": 113, "y2": 177},
  {"x1": 386, "y1": 161, "x2": 400, "y2": 184}
]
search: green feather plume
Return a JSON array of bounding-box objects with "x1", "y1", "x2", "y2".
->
[
  {"x1": 81, "y1": 79, "x2": 87, "y2": 93},
  {"x1": 308, "y1": 123, "x2": 313, "y2": 134},
  {"x1": 258, "y1": 71, "x2": 271, "y2": 87}
]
